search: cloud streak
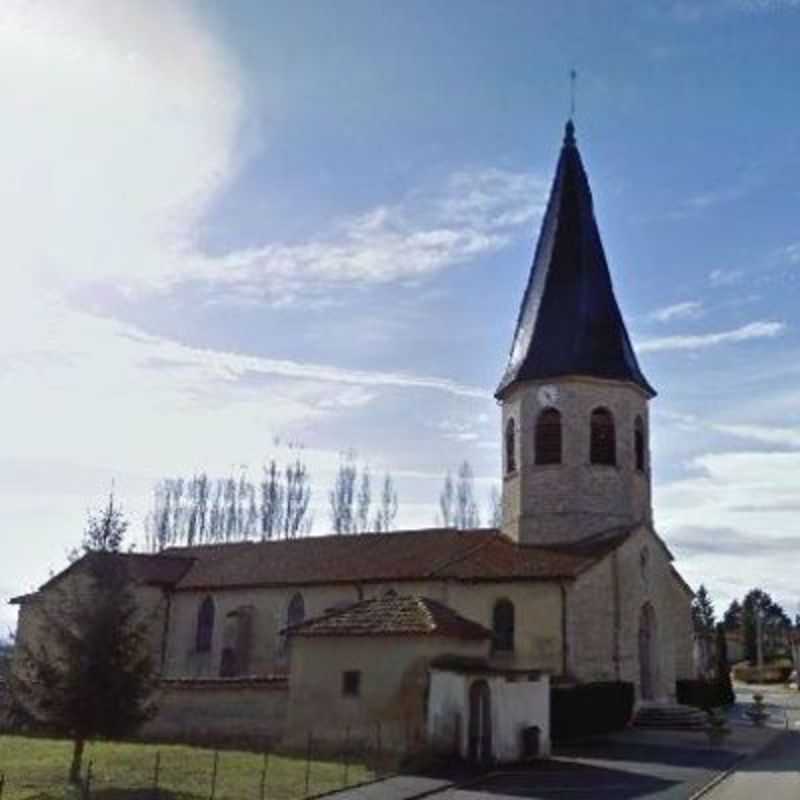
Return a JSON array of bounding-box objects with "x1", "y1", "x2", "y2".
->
[
  {"x1": 638, "y1": 321, "x2": 785, "y2": 353},
  {"x1": 649, "y1": 301, "x2": 703, "y2": 323},
  {"x1": 196, "y1": 168, "x2": 548, "y2": 305}
]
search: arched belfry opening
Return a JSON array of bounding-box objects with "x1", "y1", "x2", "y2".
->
[
  {"x1": 505, "y1": 418, "x2": 517, "y2": 474},
  {"x1": 535, "y1": 408, "x2": 562, "y2": 465},
  {"x1": 590, "y1": 408, "x2": 616, "y2": 466}
]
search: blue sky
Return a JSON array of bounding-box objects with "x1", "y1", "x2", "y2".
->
[{"x1": 2, "y1": 0, "x2": 799, "y2": 633}]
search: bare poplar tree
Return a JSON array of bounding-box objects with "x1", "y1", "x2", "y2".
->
[
  {"x1": 437, "y1": 461, "x2": 481, "y2": 529},
  {"x1": 330, "y1": 451, "x2": 358, "y2": 534},
  {"x1": 455, "y1": 460, "x2": 481, "y2": 529},
  {"x1": 260, "y1": 460, "x2": 284, "y2": 539},
  {"x1": 487, "y1": 485, "x2": 503, "y2": 528},
  {"x1": 373, "y1": 473, "x2": 399, "y2": 532},
  {"x1": 146, "y1": 448, "x2": 314, "y2": 548},
  {"x1": 438, "y1": 471, "x2": 455, "y2": 527},
  {"x1": 282, "y1": 451, "x2": 313, "y2": 537},
  {"x1": 356, "y1": 467, "x2": 372, "y2": 533}
]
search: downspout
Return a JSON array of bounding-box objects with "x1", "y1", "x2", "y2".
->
[
  {"x1": 612, "y1": 551, "x2": 621, "y2": 681},
  {"x1": 159, "y1": 588, "x2": 172, "y2": 677},
  {"x1": 560, "y1": 582, "x2": 569, "y2": 677}
]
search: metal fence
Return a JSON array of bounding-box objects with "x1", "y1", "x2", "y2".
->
[{"x1": 0, "y1": 724, "x2": 411, "y2": 800}]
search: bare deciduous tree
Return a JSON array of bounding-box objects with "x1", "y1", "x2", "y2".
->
[
  {"x1": 487, "y1": 484, "x2": 503, "y2": 529},
  {"x1": 146, "y1": 446, "x2": 313, "y2": 548},
  {"x1": 437, "y1": 461, "x2": 481, "y2": 529},
  {"x1": 373, "y1": 473, "x2": 399, "y2": 533}
]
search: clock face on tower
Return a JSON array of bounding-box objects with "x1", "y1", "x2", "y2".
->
[{"x1": 537, "y1": 384, "x2": 559, "y2": 407}]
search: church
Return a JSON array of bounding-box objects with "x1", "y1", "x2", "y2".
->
[{"x1": 11, "y1": 120, "x2": 694, "y2": 759}]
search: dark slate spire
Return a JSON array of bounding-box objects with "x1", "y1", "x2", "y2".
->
[{"x1": 495, "y1": 121, "x2": 655, "y2": 399}]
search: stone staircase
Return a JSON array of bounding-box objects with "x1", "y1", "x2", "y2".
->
[{"x1": 634, "y1": 703, "x2": 709, "y2": 730}]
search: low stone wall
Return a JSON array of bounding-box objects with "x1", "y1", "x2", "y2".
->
[
  {"x1": 143, "y1": 677, "x2": 289, "y2": 748},
  {"x1": 0, "y1": 679, "x2": 11, "y2": 731}
]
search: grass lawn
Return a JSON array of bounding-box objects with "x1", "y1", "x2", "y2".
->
[{"x1": 0, "y1": 735, "x2": 378, "y2": 799}]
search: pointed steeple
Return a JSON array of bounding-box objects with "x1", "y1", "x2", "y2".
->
[{"x1": 496, "y1": 121, "x2": 655, "y2": 399}]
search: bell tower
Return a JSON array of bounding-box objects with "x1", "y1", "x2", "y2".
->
[{"x1": 496, "y1": 121, "x2": 656, "y2": 547}]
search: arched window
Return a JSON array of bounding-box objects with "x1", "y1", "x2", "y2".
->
[
  {"x1": 535, "y1": 408, "x2": 562, "y2": 465},
  {"x1": 287, "y1": 592, "x2": 305, "y2": 629},
  {"x1": 634, "y1": 416, "x2": 646, "y2": 472},
  {"x1": 505, "y1": 419, "x2": 517, "y2": 474},
  {"x1": 491, "y1": 598, "x2": 515, "y2": 653},
  {"x1": 590, "y1": 408, "x2": 616, "y2": 466},
  {"x1": 195, "y1": 596, "x2": 215, "y2": 654}
]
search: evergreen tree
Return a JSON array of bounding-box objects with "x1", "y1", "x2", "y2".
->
[
  {"x1": 715, "y1": 623, "x2": 735, "y2": 706},
  {"x1": 10, "y1": 553, "x2": 156, "y2": 785},
  {"x1": 83, "y1": 491, "x2": 128, "y2": 553},
  {"x1": 742, "y1": 588, "x2": 791, "y2": 664},
  {"x1": 691, "y1": 584, "x2": 716, "y2": 634},
  {"x1": 723, "y1": 599, "x2": 742, "y2": 631}
]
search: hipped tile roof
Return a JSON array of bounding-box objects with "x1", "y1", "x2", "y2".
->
[{"x1": 286, "y1": 595, "x2": 492, "y2": 640}]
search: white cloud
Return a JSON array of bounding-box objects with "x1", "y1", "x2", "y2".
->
[
  {"x1": 712, "y1": 423, "x2": 800, "y2": 448},
  {"x1": 0, "y1": 1, "x2": 244, "y2": 299},
  {"x1": 709, "y1": 268, "x2": 744, "y2": 287},
  {"x1": 657, "y1": 448, "x2": 800, "y2": 612},
  {"x1": 649, "y1": 301, "x2": 703, "y2": 323},
  {"x1": 638, "y1": 321, "x2": 785, "y2": 353},
  {"x1": 194, "y1": 167, "x2": 546, "y2": 304},
  {"x1": 783, "y1": 242, "x2": 800, "y2": 264}
]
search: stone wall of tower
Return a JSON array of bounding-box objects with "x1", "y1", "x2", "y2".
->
[{"x1": 502, "y1": 377, "x2": 652, "y2": 546}]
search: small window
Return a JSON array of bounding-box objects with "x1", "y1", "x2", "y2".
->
[
  {"x1": 287, "y1": 592, "x2": 305, "y2": 628},
  {"x1": 195, "y1": 596, "x2": 215, "y2": 654},
  {"x1": 342, "y1": 670, "x2": 361, "y2": 697},
  {"x1": 492, "y1": 598, "x2": 515, "y2": 653},
  {"x1": 590, "y1": 408, "x2": 616, "y2": 466},
  {"x1": 535, "y1": 408, "x2": 562, "y2": 465},
  {"x1": 505, "y1": 418, "x2": 517, "y2": 474},
  {"x1": 634, "y1": 416, "x2": 646, "y2": 472},
  {"x1": 219, "y1": 647, "x2": 237, "y2": 678}
]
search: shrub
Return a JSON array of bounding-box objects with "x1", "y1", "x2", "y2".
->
[
  {"x1": 550, "y1": 681, "x2": 634, "y2": 742},
  {"x1": 731, "y1": 663, "x2": 792, "y2": 684},
  {"x1": 676, "y1": 679, "x2": 734, "y2": 709}
]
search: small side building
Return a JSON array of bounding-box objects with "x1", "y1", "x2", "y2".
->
[{"x1": 283, "y1": 594, "x2": 551, "y2": 762}]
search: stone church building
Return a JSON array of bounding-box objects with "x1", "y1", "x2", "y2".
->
[{"x1": 11, "y1": 121, "x2": 694, "y2": 757}]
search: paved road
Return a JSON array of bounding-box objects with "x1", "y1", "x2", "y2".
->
[
  {"x1": 703, "y1": 685, "x2": 800, "y2": 800},
  {"x1": 702, "y1": 731, "x2": 800, "y2": 800},
  {"x1": 327, "y1": 686, "x2": 798, "y2": 800}
]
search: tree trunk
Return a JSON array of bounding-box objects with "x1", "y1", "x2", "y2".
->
[{"x1": 69, "y1": 737, "x2": 85, "y2": 785}]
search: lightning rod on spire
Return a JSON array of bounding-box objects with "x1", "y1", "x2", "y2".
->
[{"x1": 570, "y1": 68, "x2": 577, "y2": 119}]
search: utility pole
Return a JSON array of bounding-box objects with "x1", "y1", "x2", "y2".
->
[{"x1": 756, "y1": 608, "x2": 764, "y2": 678}]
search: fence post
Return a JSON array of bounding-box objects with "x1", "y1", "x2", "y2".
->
[
  {"x1": 152, "y1": 750, "x2": 161, "y2": 800},
  {"x1": 209, "y1": 751, "x2": 219, "y2": 800},
  {"x1": 342, "y1": 726, "x2": 350, "y2": 788},
  {"x1": 376, "y1": 721, "x2": 382, "y2": 769},
  {"x1": 304, "y1": 732, "x2": 312, "y2": 798},
  {"x1": 83, "y1": 759, "x2": 93, "y2": 800},
  {"x1": 259, "y1": 751, "x2": 269, "y2": 800},
  {"x1": 0, "y1": 770, "x2": 5, "y2": 800}
]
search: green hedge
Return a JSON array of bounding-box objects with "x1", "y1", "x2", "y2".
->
[
  {"x1": 676, "y1": 679, "x2": 735, "y2": 709},
  {"x1": 550, "y1": 681, "x2": 635, "y2": 741}
]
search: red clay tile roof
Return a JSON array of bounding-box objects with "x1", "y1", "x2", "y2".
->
[
  {"x1": 286, "y1": 595, "x2": 492, "y2": 640},
  {"x1": 11, "y1": 552, "x2": 194, "y2": 604},
  {"x1": 164, "y1": 528, "x2": 611, "y2": 591}
]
